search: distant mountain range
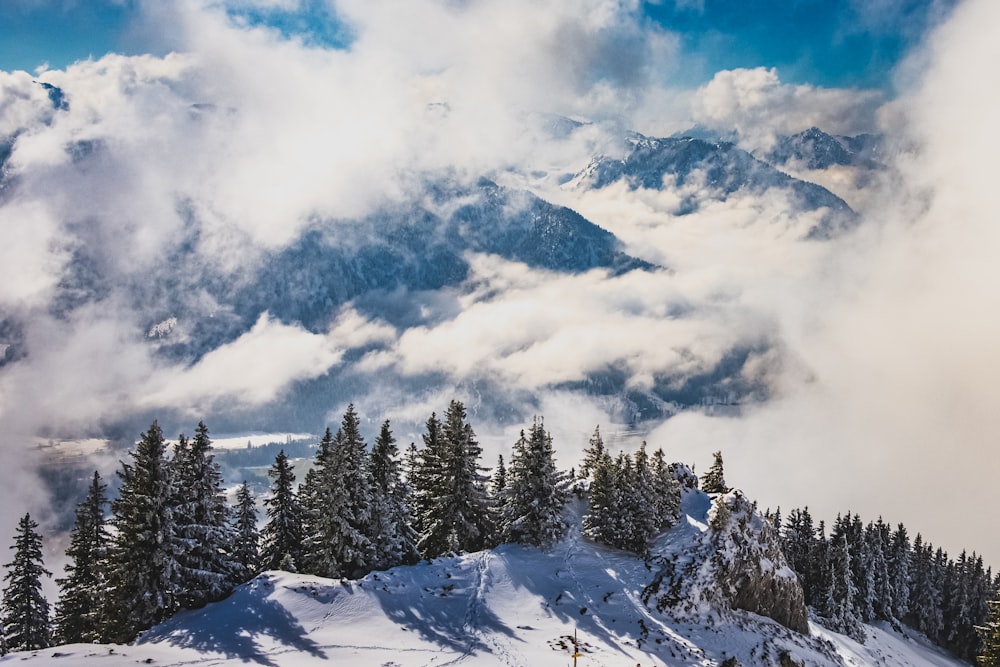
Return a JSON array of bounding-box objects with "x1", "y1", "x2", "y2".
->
[{"x1": 0, "y1": 102, "x2": 881, "y2": 430}]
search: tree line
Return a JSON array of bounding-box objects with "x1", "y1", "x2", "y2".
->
[
  {"x1": 0, "y1": 400, "x2": 683, "y2": 652},
  {"x1": 775, "y1": 505, "x2": 996, "y2": 661},
  {"x1": 0, "y1": 408, "x2": 994, "y2": 666}
]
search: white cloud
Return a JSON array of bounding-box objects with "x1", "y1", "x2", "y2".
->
[
  {"x1": 689, "y1": 67, "x2": 881, "y2": 151},
  {"x1": 140, "y1": 312, "x2": 343, "y2": 411},
  {"x1": 0, "y1": 0, "x2": 998, "y2": 569}
]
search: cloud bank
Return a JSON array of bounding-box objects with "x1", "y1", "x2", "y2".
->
[{"x1": 0, "y1": 0, "x2": 998, "y2": 569}]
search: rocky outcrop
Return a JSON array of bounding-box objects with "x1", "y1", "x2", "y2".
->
[
  {"x1": 645, "y1": 489, "x2": 809, "y2": 635},
  {"x1": 709, "y1": 491, "x2": 809, "y2": 634}
]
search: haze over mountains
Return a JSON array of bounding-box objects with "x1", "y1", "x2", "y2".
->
[{"x1": 1, "y1": 0, "x2": 999, "y2": 588}]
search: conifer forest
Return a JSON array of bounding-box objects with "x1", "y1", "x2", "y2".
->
[{"x1": 1, "y1": 401, "x2": 996, "y2": 663}]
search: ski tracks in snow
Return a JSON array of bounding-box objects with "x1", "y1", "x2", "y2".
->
[{"x1": 438, "y1": 551, "x2": 523, "y2": 667}]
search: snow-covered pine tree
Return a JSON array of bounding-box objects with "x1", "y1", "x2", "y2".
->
[
  {"x1": 369, "y1": 419, "x2": 419, "y2": 570},
  {"x1": 411, "y1": 412, "x2": 445, "y2": 553},
  {"x1": 582, "y1": 449, "x2": 620, "y2": 547},
  {"x1": 944, "y1": 551, "x2": 974, "y2": 654},
  {"x1": 978, "y1": 594, "x2": 1000, "y2": 667},
  {"x1": 649, "y1": 447, "x2": 681, "y2": 529},
  {"x1": 630, "y1": 442, "x2": 660, "y2": 549},
  {"x1": 826, "y1": 518, "x2": 860, "y2": 637},
  {"x1": 867, "y1": 519, "x2": 893, "y2": 622},
  {"x1": 54, "y1": 471, "x2": 109, "y2": 644},
  {"x1": 1, "y1": 513, "x2": 50, "y2": 653},
  {"x1": 781, "y1": 508, "x2": 813, "y2": 592},
  {"x1": 260, "y1": 449, "x2": 302, "y2": 572},
  {"x1": 444, "y1": 400, "x2": 495, "y2": 552},
  {"x1": 500, "y1": 418, "x2": 567, "y2": 546},
  {"x1": 232, "y1": 481, "x2": 260, "y2": 582},
  {"x1": 848, "y1": 514, "x2": 875, "y2": 623},
  {"x1": 414, "y1": 402, "x2": 495, "y2": 557},
  {"x1": 700, "y1": 450, "x2": 728, "y2": 494},
  {"x1": 614, "y1": 452, "x2": 649, "y2": 551},
  {"x1": 928, "y1": 546, "x2": 949, "y2": 642},
  {"x1": 301, "y1": 406, "x2": 376, "y2": 578},
  {"x1": 105, "y1": 421, "x2": 180, "y2": 642},
  {"x1": 171, "y1": 421, "x2": 240, "y2": 609},
  {"x1": 491, "y1": 454, "x2": 507, "y2": 497},
  {"x1": 887, "y1": 523, "x2": 911, "y2": 621},
  {"x1": 299, "y1": 427, "x2": 337, "y2": 576},
  {"x1": 579, "y1": 425, "x2": 605, "y2": 480}
]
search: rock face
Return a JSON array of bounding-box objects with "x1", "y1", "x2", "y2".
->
[
  {"x1": 709, "y1": 491, "x2": 810, "y2": 634},
  {"x1": 646, "y1": 489, "x2": 809, "y2": 635}
]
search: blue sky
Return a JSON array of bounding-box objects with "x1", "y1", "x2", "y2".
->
[{"x1": 0, "y1": 0, "x2": 953, "y2": 89}]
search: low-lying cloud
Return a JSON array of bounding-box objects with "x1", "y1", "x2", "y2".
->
[{"x1": 1, "y1": 0, "x2": 998, "y2": 569}]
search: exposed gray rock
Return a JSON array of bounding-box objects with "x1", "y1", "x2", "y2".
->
[
  {"x1": 710, "y1": 491, "x2": 810, "y2": 634},
  {"x1": 645, "y1": 489, "x2": 809, "y2": 635}
]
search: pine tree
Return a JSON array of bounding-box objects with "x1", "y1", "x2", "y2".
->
[
  {"x1": 582, "y1": 449, "x2": 620, "y2": 547},
  {"x1": 369, "y1": 419, "x2": 419, "y2": 570},
  {"x1": 579, "y1": 425, "x2": 606, "y2": 479},
  {"x1": 105, "y1": 421, "x2": 180, "y2": 642},
  {"x1": 411, "y1": 412, "x2": 445, "y2": 550},
  {"x1": 867, "y1": 519, "x2": 893, "y2": 622},
  {"x1": 630, "y1": 442, "x2": 660, "y2": 548},
  {"x1": 260, "y1": 449, "x2": 302, "y2": 572},
  {"x1": 700, "y1": 450, "x2": 728, "y2": 494},
  {"x1": 299, "y1": 427, "x2": 337, "y2": 575},
  {"x1": 300, "y1": 406, "x2": 376, "y2": 578},
  {"x1": 232, "y1": 481, "x2": 260, "y2": 582},
  {"x1": 888, "y1": 523, "x2": 911, "y2": 621},
  {"x1": 54, "y1": 471, "x2": 109, "y2": 644},
  {"x1": 826, "y1": 518, "x2": 859, "y2": 637},
  {"x1": 649, "y1": 447, "x2": 680, "y2": 529},
  {"x1": 849, "y1": 514, "x2": 875, "y2": 623},
  {"x1": 171, "y1": 421, "x2": 240, "y2": 608},
  {"x1": 977, "y1": 595, "x2": 1000, "y2": 666},
  {"x1": 1, "y1": 513, "x2": 51, "y2": 652},
  {"x1": 500, "y1": 418, "x2": 567, "y2": 546},
  {"x1": 413, "y1": 402, "x2": 495, "y2": 558},
  {"x1": 491, "y1": 454, "x2": 507, "y2": 497}
]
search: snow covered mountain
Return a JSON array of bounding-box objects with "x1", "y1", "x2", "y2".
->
[
  {"x1": 571, "y1": 132, "x2": 858, "y2": 239},
  {"x1": 763, "y1": 127, "x2": 883, "y2": 171},
  {"x1": 10, "y1": 490, "x2": 968, "y2": 667}
]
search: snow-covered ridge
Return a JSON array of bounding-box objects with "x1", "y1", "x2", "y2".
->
[{"x1": 8, "y1": 492, "x2": 969, "y2": 667}]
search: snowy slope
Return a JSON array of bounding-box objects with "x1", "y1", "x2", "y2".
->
[{"x1": 4, "y1": 495, "x2": 970, "y2": 667}]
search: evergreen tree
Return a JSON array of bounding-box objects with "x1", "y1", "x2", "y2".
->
[
  {"x1": 54, "y1": 471, "x2": 109, "y2": 644},
  {"x1": 171, "y1": 421, "x2": 240, "y2": 608},
  {"x1": 630, "y1": 442, "x2": 660, "y2": 547},
  {"x1": 300, "y1": 406, "x2": 376, "y2": 578},
  {"x1": 700, "y1": 450, "x2": 728, "y2": 494},
  {"x1": 232, "y1": 481, "x2": 260, "y2": 582},
  {"x1": 649, "y1": 448, "x2": 681, "y2": 529},
  {"x1": 582, "y1": 449, "x2": 619, "y2": 547},
  {"x1": 1, "y1": 513, "x2": 50, "y2": 652},
  {"x1": 867, "y1": 519, "x2": 893, "y2": 622},
  {"x1": 411, "y1": 412, "x2": 444, "y2": 549},
  {"x1": 887, "y1": 523, "x2": 911, "y2": 621},
  {"x1": 105, "y1": 421, "x2": 180, "y2": 642},
  {"x1": 299, "y1": 427, "x2": 337, "y2": 576},
  {"x1": 826, "y1": 518, "x2": 859, "y2": 637},
  {"x1": 491, "y1": 454, "x2": 507, "y2": 497},
  {"x1": 579, "y1": 425, "x2": 606, "y2": 479},
  {"x1": 500, "y1": 418, "x2": 568, "y2": 546},
  {"x1": 977, "y1": 595, "x2": 1000, "y2": 666},
  {"x1": 369, "y1": 419, "x2": 419, "y2": 570},
  {"x1": 260, "y1": 449, "x2": 302, "y2": 572},
  {"x1": 413, "y1": 402, "x2": 494, "y2": 558},
  {"x1": 849, "y1": 514, "x2": 875, "y2": 623}
]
